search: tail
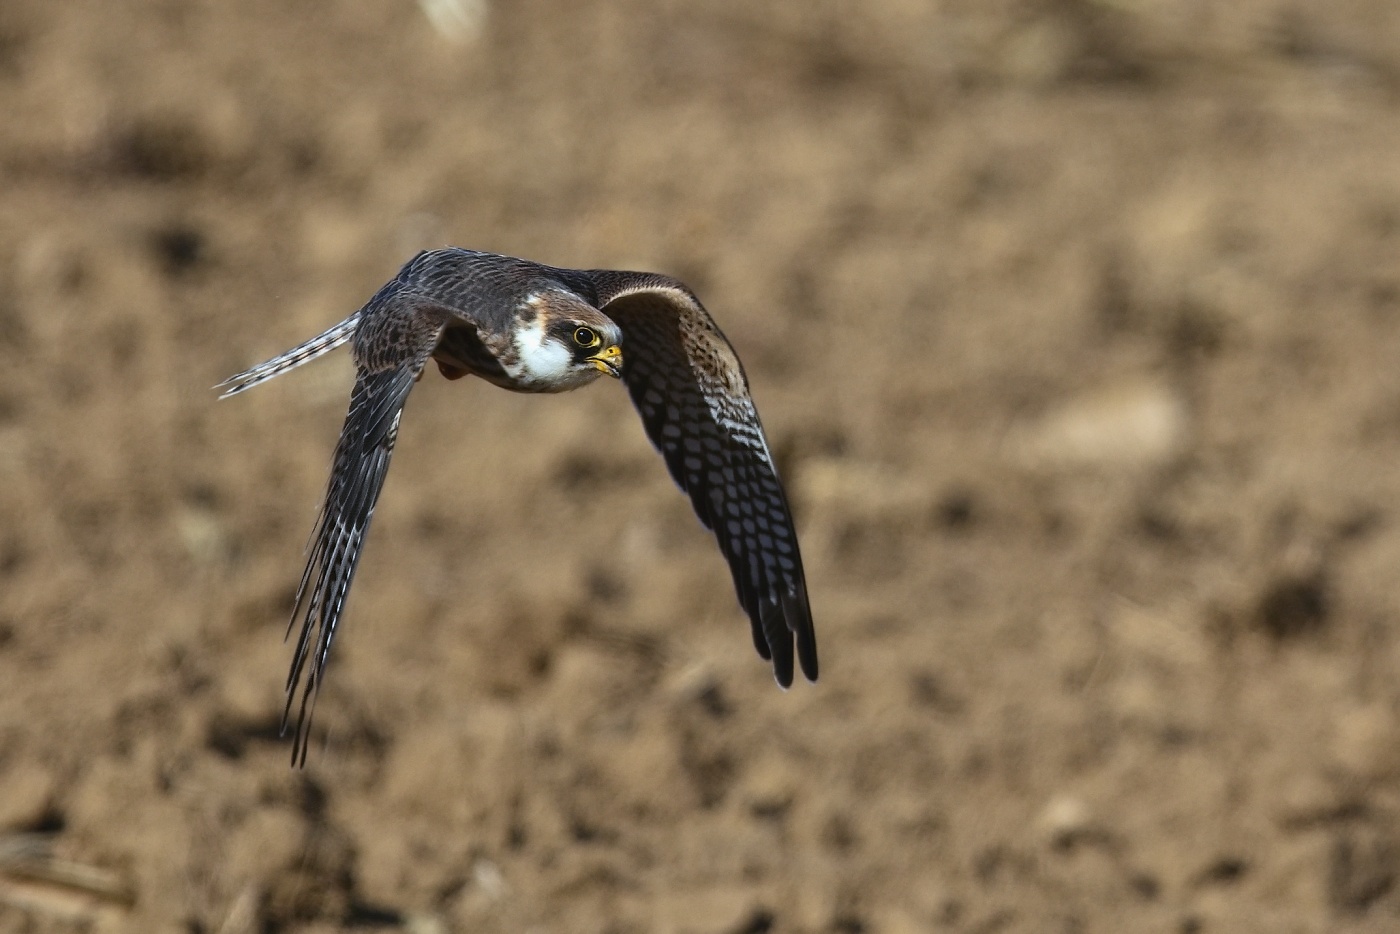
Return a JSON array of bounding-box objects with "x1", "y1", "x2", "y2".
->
[{"x1": 215, "y1": 313, "x2": 360, "y2": 398}]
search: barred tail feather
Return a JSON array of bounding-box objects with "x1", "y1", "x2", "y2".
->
[{"x1": 215, "y1": 313, "x2": 361, "y2": 398}]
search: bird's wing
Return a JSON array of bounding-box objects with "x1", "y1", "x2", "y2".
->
[
  {"x1": 588, "y1": 274, "x2": 817, "y2": 687},
  {"x1": 283, "y1": 285, "x2": 448, "y2": 766}
]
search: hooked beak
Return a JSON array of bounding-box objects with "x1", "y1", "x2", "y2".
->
[{"x1": 588, "y1": 344, "x2": 623, "y2": 378}]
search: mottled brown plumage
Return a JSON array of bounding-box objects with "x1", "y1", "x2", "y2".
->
[{"x1": 218, "y1": 248, "x2": 816, "y2": 765}]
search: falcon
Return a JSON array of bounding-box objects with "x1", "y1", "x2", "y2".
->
[{"x1": 218, "y1": 248, "x2": 817, "y2": 764}]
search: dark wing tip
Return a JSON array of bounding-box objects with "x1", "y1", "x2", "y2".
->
[
  {"x1": 755, "y1": 593, "x2": 797, "y2": 689},
  {"x1": 797, "y1": 632, "x2": 818, "y2": 682},
  {"x1": 282, "y1": 674, "x2": 317, "y2": 768},
  {"x1": 748, "y1": 587, "x2": 818, "y2": 688},
  {"x1": 786, "y1": 589, "x2": 818, "y2": 683},
  {"x1": 749, "y1": 616, "x2": 773, "y2": 662}
]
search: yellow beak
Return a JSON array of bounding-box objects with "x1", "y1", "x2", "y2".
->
[{"x1": 588, "y1": 344, "x2": 623, "y2": 378}]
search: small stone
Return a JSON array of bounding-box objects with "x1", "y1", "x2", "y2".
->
[
  {"x1": 175, "y1": 506, "x2": 230, "y2": 566},
  {"x1": 1039, "y1": 795, "x2": 1094, "y2": 849},
  {"x1": 1012, "y1": 381, "x2": 1189, "y2": 471},
  {"x1": 740, "y1": 759, "x2": 798, "y2": 821},
  {"x1": 417, "y1": 0, "x2": 488, "y2": 44},
  {"x1": 669, "y1": 661, "x2": 721, "y2": 703},
  {"x1": 472, "y1": 858, "x2": 507, "y2": 899}
]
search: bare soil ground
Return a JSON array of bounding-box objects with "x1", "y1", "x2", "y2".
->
[{"x1": 6, "y1": 1, "x2": 1400, "y2": 931}]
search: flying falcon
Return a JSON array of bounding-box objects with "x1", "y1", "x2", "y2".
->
[{"x1": 218, "y1": 248, "x2": 817, "y2": 764}]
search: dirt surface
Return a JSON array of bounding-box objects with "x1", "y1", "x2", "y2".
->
[{"x1": 6, "y1": 1, "x2": 1400, "y2": 931}]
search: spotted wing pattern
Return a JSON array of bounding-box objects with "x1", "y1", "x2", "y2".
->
[
  {"x1": 283, "y1": 283, "x2": 446, "y2": 765},
  {"x1": 594, "y1": 279, "x2": 817, "y2": 687}
]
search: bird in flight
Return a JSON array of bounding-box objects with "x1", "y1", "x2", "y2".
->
[{"x1": 218, "y1": 248, "x2": 817, "y2": 764}]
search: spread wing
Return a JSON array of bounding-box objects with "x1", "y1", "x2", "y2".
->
[
  {"x1": 281, "y1": 283, "x2": 447, "y2": 765},
  {"x1": 589, "y1": 274, "x2": 817, "y2": 687}
]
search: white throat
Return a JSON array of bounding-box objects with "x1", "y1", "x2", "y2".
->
[{"x1": 506, "y1": 318, "x2": 575, "y2": 386}]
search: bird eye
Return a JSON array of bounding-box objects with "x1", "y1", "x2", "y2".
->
[{"x1": 573, "y1": 326, "x2": 599, "y2": 347}]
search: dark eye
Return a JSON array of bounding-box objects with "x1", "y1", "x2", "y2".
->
[{"x1": 573, "y1": 326, "x2": 599, "y2": 347}]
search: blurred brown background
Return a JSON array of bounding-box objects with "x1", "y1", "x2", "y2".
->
[{"x1": 4, "y1": 0, "x2": 1400, "y2": 931}]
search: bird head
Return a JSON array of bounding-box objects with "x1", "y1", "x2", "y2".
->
[{"x1": 512, "y1": 291, "x2": 623, "y2": 390}]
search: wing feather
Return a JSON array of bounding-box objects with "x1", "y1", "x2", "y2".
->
[
  {"x1": 590, "y1": 278, "x2": 817, "y2": 686},
  {"x1": 283, "y1": 368, "x2": 417, "y2": 765},
  {"x1": 280, "y1": 285, "x2": 446, "y2": 766}
]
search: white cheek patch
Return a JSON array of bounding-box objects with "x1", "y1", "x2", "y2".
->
[{"x1": 507, "y1": 318, "x2": 574, "y2": 383}]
